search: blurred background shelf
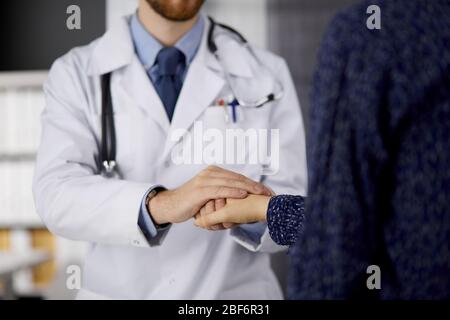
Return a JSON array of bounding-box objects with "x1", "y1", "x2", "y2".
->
[
  {"x1": 0, "y1": 154, "x2": 37, "y2": 163},
  {"x1": 0, "y1": 71, "x2": 48, "y2": 89},
  {"x1": 0, "y1": 248, "x2": 52, "y2": 299},
  {"x1": 0, "y1": 250, "x2": 51, "y2": 276},
  {"x1": 0, "y1": 223, "x2": 46, "y2": 230}
]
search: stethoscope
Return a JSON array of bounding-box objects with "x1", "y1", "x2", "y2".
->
[{"x1": 99, "y1": 17, "x2": 284, "y2": 178}]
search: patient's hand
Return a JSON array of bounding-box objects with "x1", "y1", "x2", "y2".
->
[
  {"x1": 194, "y1": 195, "x2": 271, "y2": 229},
  {"x1": 195, "y1": 181, "x2": 274, "y2": 230},
  {"x1": 197, "y1": 199, "x2": 237, "y2": 230}
]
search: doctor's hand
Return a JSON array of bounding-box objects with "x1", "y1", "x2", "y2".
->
[
  {"x1": 148, "y1": 166, "x2": 272, "y2": 225},
  {"x1": 194, "y1": 195, "x2": 271, "y2": 229}
]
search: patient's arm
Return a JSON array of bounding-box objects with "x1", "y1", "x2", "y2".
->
[
  {"x1": 195, "y1": 194, "x2": 306, "y2": 246},
  {"x1": 194, "y1": 195, "x2": 270, "y2": 226}
]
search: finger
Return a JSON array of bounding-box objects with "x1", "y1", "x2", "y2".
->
[
  {"x1": 194, "y1": 213, "x2": 224, "y2": 230},
  {"x1": 200, "y1": 186, "x2": 248, "y2": 201},
  {"x1": 194, "y1": 213, "x2": 209, "y2": 229},
  {"x1": 203, "y1": 167, "x2": 271, "y2": 195},
  {"x1": 265, "y1": 185, "x2": 276, "y2": 196},
  {"x1": 200, "y1": 207, "x2": 232, "y2": 228},
  {"x1": 205, "y1": 200, "x2": 215, "y2": 215},
  {"x1": 203, "y1": 177, "x2": 265, "y2": 195},
  {"x1": 204, "y1": 200, "x2": 225, "y2": 230},
  {"x1": 220, "y1": 199, "x2": 235, "y2": 228},
  {"x1": 221, "y1": 175, "x2": 272, "y2": 196},
  {"x1": 194, "y1": 214, "x2": 206, "y2": 228},
  {"x1": 215, "y1": 198, "x2": 226, "y2": 210},
  {"x1": 199, "y1": 205, "x2": 215, "y2": 230},
  {"x1": 194, "y1": 213, "x2": 201, "y2": 226},
  {"x1": 207, "y1": 169, "x2": 261, "y2": 185},
  {"x1": 204, "y1": 166, "x2": 249, "y2": 180},
  {"x1": 222, "y1": 222, "x2": 236, "y2": 229},
  {"x1": 207, "y1": 168, "x2": 272, "y2": 196}
]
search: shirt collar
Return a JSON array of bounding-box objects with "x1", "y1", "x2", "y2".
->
[{"x1": 130, "y1": 13, "x2": 205, "y2": 70}]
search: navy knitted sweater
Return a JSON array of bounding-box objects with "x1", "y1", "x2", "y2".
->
[{"x1": 267, "y1": 0, "x2": 450, "y2": 299}]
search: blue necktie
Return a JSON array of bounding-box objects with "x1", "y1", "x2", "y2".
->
[{"x1": 154, "y1": 47, "x2": 185, "y2": 122}]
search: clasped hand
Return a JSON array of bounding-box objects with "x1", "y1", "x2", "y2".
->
[
  {"x1": 148, "y1": 166, "x2": 271, "y2": 229},
  {"x1": 194, "y1": 194, "x2": 271, "y2": 230}
]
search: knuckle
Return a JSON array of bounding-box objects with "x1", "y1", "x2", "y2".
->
[
  {"x1": 194, "y1": 176, "x2": 205, "y2": 187},
  {"x1": 232, "y1": 180, "x2": 243, "y2": 187},
  {"x1": 200, "y1": 166, "x2": 212, "y2": 176},
  {"x1": 214, "y1": 186, "x2": 225, "y2": 197},
  {"x1": 198, "y1": 170, "x2": 206, "y2": 177}
]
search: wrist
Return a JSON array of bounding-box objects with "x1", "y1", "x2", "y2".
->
[
  {"x1": 148, "y1": 190, "x2": 170, "y2": 225},
  {"x1": 257, "y1": 196, "x2": 271, "y2": 222}
]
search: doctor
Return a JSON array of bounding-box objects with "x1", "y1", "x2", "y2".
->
[{"x1": 33, "y1": 0, "x2": 307, "y2": 299}]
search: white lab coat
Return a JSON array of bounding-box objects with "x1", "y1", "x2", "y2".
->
[{"x1": 33, "y1": 16, "x2": 307, "y2": 299}]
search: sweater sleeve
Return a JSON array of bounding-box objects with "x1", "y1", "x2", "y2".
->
[{"x1": 267, "y1": 195, "x2": 305, "y2": 246}]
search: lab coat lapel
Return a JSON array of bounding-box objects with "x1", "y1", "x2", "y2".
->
[
  {"x1": 86, "y1": 15, "x2": 170, "y2": 132},
  {"x1": 162, "y1": 35, "x2": 225, "y2": 159},
  {"x1": 119, "y1": 57, "x2": 170, "y2": 132}
]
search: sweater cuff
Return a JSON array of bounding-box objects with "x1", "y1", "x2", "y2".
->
[{"x1": 267, "y1": 195, "x2": 305, "y2": 246}]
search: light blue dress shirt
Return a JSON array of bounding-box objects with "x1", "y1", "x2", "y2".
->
[
  {"x1": 131, "y1": 13, "x2": 267, "y2": 244},
  {"x1": 130, "y1": 13, "x2": 203, "y2": 83}
]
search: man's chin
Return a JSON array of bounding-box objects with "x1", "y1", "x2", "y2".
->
[
  {"x1": 146, "y1": 0, "x2": 205, "y2": 22},
  {"x1": 161, "y1": 14, "x2": 199, "y2": 23}
]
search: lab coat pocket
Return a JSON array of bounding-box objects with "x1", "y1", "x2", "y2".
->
[
  {"x1": 202, "y1": 105, "x2": 230, "y2": 130},
  {"x1": 198, "y1": 106, "x2": 263, "y2": 181}
]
